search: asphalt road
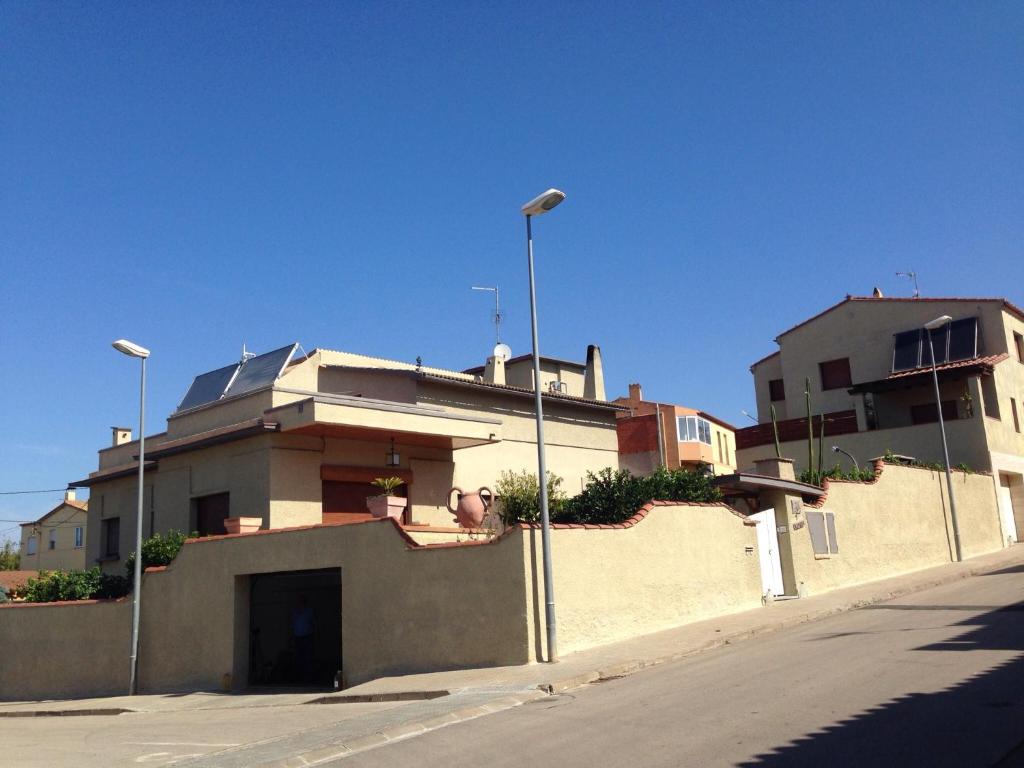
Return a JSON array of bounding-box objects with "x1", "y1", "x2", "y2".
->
[{"x1": 340, "y1": 564, "x2": 1024, "y2": 767}]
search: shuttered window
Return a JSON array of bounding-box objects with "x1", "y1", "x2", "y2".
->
[
  {"x1": 819, "y1": 358, "x2": 852, "y2": 391},
  {"x1": 769, "y1": 378, "x2": 785, "y2": 401},
  {"x1": 806, "y1": 510, "x2": 839, "y2": 556}
]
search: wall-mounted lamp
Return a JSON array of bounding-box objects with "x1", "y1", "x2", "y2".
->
[{"x1": 385, "y1": 437, "x2": 400, "y2": 467}]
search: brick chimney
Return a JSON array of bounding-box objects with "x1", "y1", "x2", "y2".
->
[
  {"x1": 111, "y1": 426, "x2": 132, "y2": 447},
  {"x1": 628, "y1": 383, "x2": 643, "y2": 405},
  {"x1": 583, "y1": 345, "x2": 606, "y2": 401}
]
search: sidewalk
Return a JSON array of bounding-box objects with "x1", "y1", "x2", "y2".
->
[{"x1": 3, "y1": 545, "x2": 1022, "y2": 766}]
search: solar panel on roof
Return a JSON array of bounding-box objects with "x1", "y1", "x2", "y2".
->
[
  {"x1": 176, "y1": 363, "x2": 241, "y2": 412},
  {"x1": 224, "y1": 343, "x2": 298, "y2": 398}
]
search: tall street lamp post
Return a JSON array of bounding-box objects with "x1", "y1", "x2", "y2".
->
[
  {"x1": 521, "y1": 188, "x2": 566, "y2": 663},
  {"x1": 113, "y1": 338, "x2": 151, "y2": 694},
  {"x1": 923, "y1": 315, "x2": 963, "y2": 562}
]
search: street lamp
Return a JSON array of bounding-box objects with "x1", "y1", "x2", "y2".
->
[
  {"x1": 521, "y1": 187, "x2": 565, "y2": 663},
  {"x1": 831, "y1": 445, "x2": 860, "y2": 472},
  {"x1": 112, "y1": 338, "x2": 150, "y2": 694},
  {"x1": 923, "y1": 315, "x2": 963, "y2": 562}
]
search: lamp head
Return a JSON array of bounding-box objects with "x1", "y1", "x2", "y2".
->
[
  {"x1": 832, "y1": 445, "x2": 840, "y2": 453},
  {"x1": 924, "y1": 315, "x2": 953, "y2": 331},
  {"x1": 521, "y1": 188, "x2": 566, "y2": 216},
  {"x1": 112, "y1": 339, "x2": 151, "y2": 359}
]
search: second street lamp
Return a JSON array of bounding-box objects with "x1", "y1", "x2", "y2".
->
[
  {"x1": 924, "y1": 315, "x2": 963, "y2": 562},
  {"x1": 112, "y1": 338, "x2": 151, "y2": 694},
  {"x1": 521, "y1": 187, "x2": 565, "y2": 663}
]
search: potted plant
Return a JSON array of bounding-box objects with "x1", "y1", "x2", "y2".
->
[{"x1": 367, "y1": 477, "x2": 407, "y2": 520}]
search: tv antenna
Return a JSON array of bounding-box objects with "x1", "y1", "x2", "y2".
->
[
  {"x1": 471, "y1": 286, "x2": 502, "y2": 344},
  {"x1": 241, "y1": 343, "x2": 257, "y2": 363},
  {"x1": 896, "y1": 271, "x2": 920, "y2": 298}
]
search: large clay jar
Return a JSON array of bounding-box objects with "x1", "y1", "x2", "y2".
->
[{"x1": 447, "y1": 486, "x2": 492, "y2": 529}]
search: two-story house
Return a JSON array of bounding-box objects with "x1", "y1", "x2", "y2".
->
[
  {"x1": 72, "y1": 343, "x2": 623, "y2": 573},
  {"x1": 736, "y1": 295, "x2": 1024, "y2": 543},
  {"x1": 19, "y1": 490, "x2": 88, "y2": 571},
  {"x1": 612, "y1": 383, "x2": 737, "y2": 476}
]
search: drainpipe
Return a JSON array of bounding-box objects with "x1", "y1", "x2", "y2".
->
[{"x1": 655, "y1": 404, "x2": 666, "y2": 468}]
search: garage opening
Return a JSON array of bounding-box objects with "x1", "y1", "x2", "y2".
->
[{"x1": 248, "y1": 568, "x2": 341, "y2": 688}]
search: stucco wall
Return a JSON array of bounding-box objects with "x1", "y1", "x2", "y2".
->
[
  {"x1": 772, "y1": 462, "x2": 1005, "y2": 597},
  {"x1": 19, "y1": 506, "x2": 88, "y2": 572},
  {"x1": 524, "y1": 503, "x2": 763, "y2": 660},
  {"x1": 138, "y1": 520, "x2": 530, "y2": 693},
  {"x1": 0, "y1": 599, "x2": 130, "y2": 700}
]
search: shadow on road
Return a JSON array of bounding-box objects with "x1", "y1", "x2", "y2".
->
[{"x1": 739, "y1": 601, "x2": 1024, "y2": 767}]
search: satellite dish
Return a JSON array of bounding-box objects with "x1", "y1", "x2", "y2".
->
[{"x1": 493, "y1": 343, "x2": 512, "y2": 362}]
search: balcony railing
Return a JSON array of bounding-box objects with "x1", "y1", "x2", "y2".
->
[{"x1": 736, "y1": 410, "x2": 859, "y2": 450}]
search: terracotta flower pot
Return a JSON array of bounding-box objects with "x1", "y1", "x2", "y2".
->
[
  {"x1": 224, "y1": 516, "x2": 262, "y2": 535},
  {"x1": 367, "y1": 494, "x2": 407, "y2": 520}
]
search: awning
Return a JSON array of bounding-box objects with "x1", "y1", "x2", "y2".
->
[
  {"x1": 848, "y1": 353, "x2": 1007, "y2": 395},
  {"x1": 712, "y1": 472, "x2": 825, "y2": 500}
]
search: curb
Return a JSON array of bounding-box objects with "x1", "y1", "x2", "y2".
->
[
  {"x1": 538, "y1": 555, "x2": 1018, "y2": 695},
  {"x1": 254, "y1": 690, "x2": 547, "y2": 767},
  {"x1": 0, "y1": 708, "x2": 133, "y2": 718},
  {"x1": 304, "y1": 690, "x2": 449, "y2": 705}
]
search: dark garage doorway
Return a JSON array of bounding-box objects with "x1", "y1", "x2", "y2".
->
[{"x1": 248, "y1": 568, "x2": 341, "y2": 688}]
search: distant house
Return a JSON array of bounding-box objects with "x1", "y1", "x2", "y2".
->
[
  {"x1": 736, "y1": 295, "x2": 1024, "y2": 542},
  {"x1": 612, "y1": 383, "x2": 737, "y2": 476},
  {"x1": 19, "y1": 490, "x2": 88, "y2": 571},
  {"x1": 71, "y1": 343, "x2": 623, "y2": 574}
]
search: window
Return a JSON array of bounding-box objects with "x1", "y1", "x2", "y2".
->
[
  {"x1": 48, "y1": 529, "x2": 56, "y2": 550},
  {"x1": 910, "y1": 400, "x2": 958, "y2": 425},
  {"x1": 101, "y1": 517, "x2": 120, "y2": 558},
  {"x1": 768, "y1": 378, "x2": 785, "y2": 402},
  {"x1": 819, "y1": 358, "x2": 852, "y2": 391},
  {"x1": 1015, "y1": 332, "x2": 1024, "y2": 364},
  {"x1": 806, "y1": 510, "x2": 839, "y2": 556},
  {"x1": 892, "y1": 317, "x2": 980, "y2": 373},
  {"x1": 892, "y1": 329, "x2": 921, "y2": 371},
  {"x1": 947, "y1": 317, "x2": 979, "y2": 361},
  {"x1": 1013, "y1": 398, "x2": 1021, "y2": 433},
  {"x1": 26, "y1": 536, "x2": 37, "y2": 556},
  {"x1": 676, "y1": 416, "x2": 712, "y2": 445},
  {"x1": 74, "y1": 527, "x2": 83, "y2": 549},
  {"x1": 717, "y1": 432, "x2": 724, "y2": 463},
  {"x1": 194, "y1": 492, "x2": 230, "y2": 537},
  {"x1": 982, "y1": 375, "x2": 1001, "y2": 419}
]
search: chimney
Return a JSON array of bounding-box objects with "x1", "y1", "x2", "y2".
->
[
  {"x1": 483, "y1": 355, "x2": 506, "y2": 386},
  {"x1": 628, "y1": 383, "x2": 643, "y2": 404},
  {"x1": 64, "y1": 488, "x2": 76, "y2": 503},
  {"x1": 583, "y1": 345, "x2": 606, "y2": 401},
  {"x1": 111, "y1": 426, "x2": 133, "y2": 447}
]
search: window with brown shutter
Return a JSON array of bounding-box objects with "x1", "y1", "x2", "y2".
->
[
  {"x1": 768, "y1": 378, "x2": 785, "y2": 401},
  {"x1": 819, "y1": 358, "x2": 852, "y2": 391}
]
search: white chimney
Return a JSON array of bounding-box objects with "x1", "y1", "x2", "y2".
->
[
  {"x1": 64, "y1": 488, "x2": 76, "y2": 503},
  {"x1": 483, "y1": 355, "x2": 506, "y2": 386},
  {"x1": 112, "y1": 426, "x2": 133, "y2": 447}
]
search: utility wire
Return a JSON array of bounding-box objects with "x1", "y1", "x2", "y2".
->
[{"x1": 0, "y1": 488, "x2": 69, "y2": 495}]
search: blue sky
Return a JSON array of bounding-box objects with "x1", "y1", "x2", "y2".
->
[{"x1": 1, "y1": 1, "x2": 1021, "y2": 533}]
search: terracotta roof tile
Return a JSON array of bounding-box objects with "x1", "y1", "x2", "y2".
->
[{"x1": 885, "y1": 352, "x2": 1009, "y2": 380}]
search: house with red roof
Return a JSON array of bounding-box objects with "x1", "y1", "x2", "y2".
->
[{"x1": 736, "y1": 295, "x2": 1024, "y2": 543}]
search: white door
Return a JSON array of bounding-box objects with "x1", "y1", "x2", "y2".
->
[
  {"x1": 751, "y1": 509, "x2": 785, "y2": 597},
  {"x1": 997, "y1": 476, "x2": 1018, "y2": 543}
]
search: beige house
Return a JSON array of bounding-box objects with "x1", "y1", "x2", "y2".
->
[
  {"x1": 72, "y1": 343, "x2": 622, "y2": 573},
  {"x1": 737, "y1": 295, "x2": 1024, "y2": 543},
  {"x1": 19, "y1": 490, "x2": 88, "y2": 571},
  {"x1": 612, "y1": 383, "x2": 737, "y2": 476}
]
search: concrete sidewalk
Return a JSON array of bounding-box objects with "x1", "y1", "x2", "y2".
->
[{"x1": 5, "y1": 544, "x2": 1024, "y2": 716}]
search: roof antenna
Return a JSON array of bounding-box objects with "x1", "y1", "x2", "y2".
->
[
  {"x1": 896, "y1": 271, "x2": 920, "y2": 298},
  {"x1": 241, "y1": 343, "x2": 257, "y2": 363},
  {"x1": 471, "y1": 286, "x2": 502, "y2": 344}
]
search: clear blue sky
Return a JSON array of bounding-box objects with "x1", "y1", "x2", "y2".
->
[{"x1": 1, "y1": 1, "x2": 1021, "y2": 533}]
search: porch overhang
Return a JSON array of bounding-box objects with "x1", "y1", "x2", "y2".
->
[
  {"x1": 713, "y1": 472, "x2": 825, "y2": 501},
  {"x1": 847, "y1": 354, "x2": 1007, "y2": 395},
  {"x1": 266, "y1": 393, "x2": 502, "y2": 450}
]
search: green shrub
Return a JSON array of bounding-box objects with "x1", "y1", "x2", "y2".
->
[
  {"x1": 124, "y1": 530, "x2": 194, "y2": 578},
  {"x1": 800, "y1": 463, "x2": 877, "y2": 486},
  {"x1": 494, "y1": 470, "x2": 565, "y2": 526},
  {"x1": 22, "y1": 568, "x2": 131, "y2": 603},
  {"x1": 555, "y1": 466, "x2": 723, "y2": 525}
]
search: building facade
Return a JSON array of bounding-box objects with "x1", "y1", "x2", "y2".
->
[
  {"x1": 613, "y1": 383, "x2": 737, "y2": 476},
  {"x1": 74, "y1": 344, "x2": 622, "y2": 573},
  {"x1": 736, "y1": 296, "x2": 1024, "y2": 542},
  {"x1": 19, "y1": 490, "x2": 88, "y2": 571}
]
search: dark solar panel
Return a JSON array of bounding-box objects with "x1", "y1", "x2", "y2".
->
[
  {"x1": 948, "y1": 317, "x2": 978, "y2": 361},
  {"x1": 224, "y1": 343, "x2": 298, "y2": 398},
  {"x1": 177, "y1": 363, "x2": 241, "y2": 412},
  {"x1": 922, "y1": 324, "x2": 949, "y2": 366},
  {"x1": 892, "y1": 330, "x2": 921, "y2": 372}
]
